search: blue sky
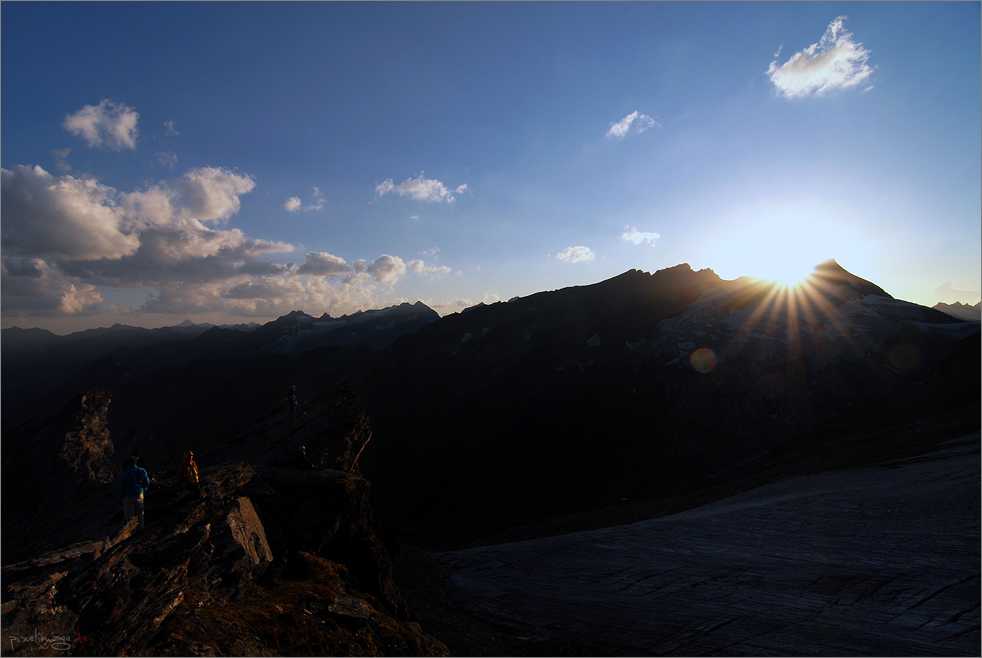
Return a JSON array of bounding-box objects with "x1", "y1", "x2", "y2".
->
[{"x1": 2, "y1": 2, "x2": 979, "y2": 333}]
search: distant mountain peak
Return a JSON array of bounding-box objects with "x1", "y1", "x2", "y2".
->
[{"x1": 933, "y1": 301, "x2": 982, "y2": 321}]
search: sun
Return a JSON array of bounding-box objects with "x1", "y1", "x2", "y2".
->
[
  {"x1": 696, "y1": 211, "x2": 869, "y2": 287},
  {"x1": 754, "y1": 253, "x2": 818, "y2": 288}
]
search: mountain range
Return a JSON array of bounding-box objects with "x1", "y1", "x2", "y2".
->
[
  {"x1": 933, "y1": 300, "x2": 982, "y2": 321},
  {"x1": 1, "y1": 301, "x2": 438, "y2": 430},
  {"x1": 2, "y1": 259, "x2": 978, "y2": 655},
  {"x1": 3, "y1": 259, "x2": 978, "y2": 538}
]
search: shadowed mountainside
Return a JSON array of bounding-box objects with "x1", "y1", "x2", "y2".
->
[{"x1": 357, "y1": 261, "x2": 980, "y2": 544}]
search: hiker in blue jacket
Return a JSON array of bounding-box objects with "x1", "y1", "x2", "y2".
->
[
  {"x1": 117, "y1": 456, "x2": 151, "y2": 531},
  {"x1": 288, "y1": 385, "x2": 299, "y2": 421}
]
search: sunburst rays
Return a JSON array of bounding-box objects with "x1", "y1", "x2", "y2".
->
[{"x1": 725, "y1": 269, "x2": 868, "y2": 367}]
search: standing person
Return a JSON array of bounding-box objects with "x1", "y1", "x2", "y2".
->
[
  {"x1": 117, "y1": 456, "x2": 150, "y2": 531},
  {"x1": 294, "y1": 444, "x2": 315, "y2": 469},
  {"x1": 131, "y1": 450, "x2": 159, "y2": 490},
  {"x1": 177, "y1": 450, "x2": 203, "y2": 498},
  {"x1": 288, "y1": 385, "x2": 299, "y2": 421}
]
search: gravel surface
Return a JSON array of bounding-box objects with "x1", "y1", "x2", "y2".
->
[{"x1": 398, "y1": 431, "x2": 980, "y2": 656}]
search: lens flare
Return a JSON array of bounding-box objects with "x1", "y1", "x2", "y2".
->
[{"x1": 690, "y1": 348, "x2": 717, "y2": 374}]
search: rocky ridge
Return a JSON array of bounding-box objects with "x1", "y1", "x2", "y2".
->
[{"x1": 1, "y1": 386, "x2": 448, "y2": 657}]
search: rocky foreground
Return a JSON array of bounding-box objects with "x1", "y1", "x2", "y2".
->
[
  {"x1": 1, "y1": 387, "x2": 448, "y2": 657},
  {"x1": 397, "y1": 420, "x2": 980, "y2": 656}
]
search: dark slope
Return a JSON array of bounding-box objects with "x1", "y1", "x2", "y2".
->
[
  {"x1": 358, "y1": 265, "x2": 726, "y2": 526},
  {"x1": 108, "y1": 345, "x2": 378, "y2": 475},
  {"x1": 355, "y1": 263, "x2": 980, "y2": 544}
]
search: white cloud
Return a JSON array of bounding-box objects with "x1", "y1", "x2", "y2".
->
[
  {"x1": 163, "y1": 120, "x2": 179, "y2": 136},
  {"x1": 63, "y1": 99, "x2": 140, "y2": 150},
  {"x1": 298, "y1": 252, "x2": 350, "y2": 277},
  {"x1": 766, "y1": 16, "x2": 873, "y2": 98},
  {"x1": 366, "y1": 254, "x2": 407, "y2": 285},
  {"x1": 408, "y1": 260, "x2": 452, "y2": 278},
  {"x1": 606, "y1": 111, "x2": 660, "y2": 139},
  {"x1": 375, "y1": 172, "x2": 468, "y2": 204},
  {"x1": 556, "y1": 246, "x2": 596, "y2": 263},
  {"x1": 285, "y1": 187, "x2": 325, "y2": 213},
  {"x1": 428, "y1": 298, "x2": 473, "y2": 311},
  {"x1": 174, "y1": 167, "x2": 256, "y2": 222},
  {"x1": 621, "y1": 227, "x2": 661, "y2": 246}
]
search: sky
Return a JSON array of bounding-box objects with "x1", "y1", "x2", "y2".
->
[{"x1": 2, "y1": 2, "x2": 980, "y2": 334}]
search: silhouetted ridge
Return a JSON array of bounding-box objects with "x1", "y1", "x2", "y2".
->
[
  {"x1": 810, "y1": 258, "x2": 892, "y2": 298},
  {"x1": 357, "y1": 261, "x2": 979, "y2": 542},
  {"x1": 934, "y1": 301, "x2": 982, "y2": 321}
]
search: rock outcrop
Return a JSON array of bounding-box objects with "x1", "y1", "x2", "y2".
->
[
  {"x1": 1, "y1": 386, "x2": 448, "y2": 657},
  {"x1": 1, "y1": 390, "x2": 119, "y2": 564}
]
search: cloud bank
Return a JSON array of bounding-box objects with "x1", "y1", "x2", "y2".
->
[
  {"x1": 767, "y1": 16, "x2": 873, "y2": 98},
  {"x1": 376, "y1": 172, "x2": 468, "y2": 204},
  {"x1": 1, "y1": 164, "x2": 441, "y2": 322}
]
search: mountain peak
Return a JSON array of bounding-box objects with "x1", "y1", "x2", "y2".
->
[
  {"x1": 279, "y1": 310, "x2": 314, "y2": 323},
  {"x1": 809, "y1": 260, "x2": 891, "y2": 299}
]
